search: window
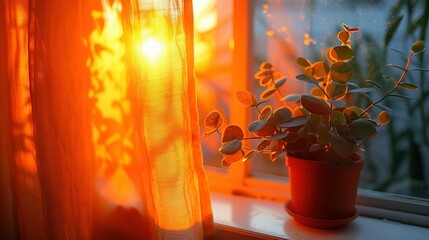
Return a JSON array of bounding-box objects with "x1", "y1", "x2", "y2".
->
[{"x1": 195, "y1": 0, "x2": 429, "y2": 220}]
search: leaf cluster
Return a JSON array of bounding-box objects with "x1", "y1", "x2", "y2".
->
[{"x1": 204, "y1": 24, "x2": 426, "y2": 168}]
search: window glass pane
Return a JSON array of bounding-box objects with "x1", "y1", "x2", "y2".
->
[
  {"x1": 194, "y1": 0, "x2": 233, "y2": 168},
  {"x1": 251, "y1": 0, "x2": 429, "y2": 198}
]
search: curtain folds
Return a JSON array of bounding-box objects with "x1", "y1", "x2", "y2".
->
[{"x1": 0, "y1": 0, "x2": 214, "y2": 239}]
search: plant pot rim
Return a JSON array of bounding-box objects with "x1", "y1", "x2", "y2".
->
[{"x1": 286, "y1": 154, "x2": 364, "y2": 168}]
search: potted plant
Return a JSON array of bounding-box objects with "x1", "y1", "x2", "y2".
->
[{"x1": 203, "y1": 24, "x2": 426, "y2": 228}]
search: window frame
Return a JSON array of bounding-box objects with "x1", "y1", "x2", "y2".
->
[{"x1": 204, "y1": 0, "x2": 429, "y2": 228}]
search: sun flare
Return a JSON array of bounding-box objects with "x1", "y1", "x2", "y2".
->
[{"x1": 140, "y1": 38, "x2": 162, "y2": 59}]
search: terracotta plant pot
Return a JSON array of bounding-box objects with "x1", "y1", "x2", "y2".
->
[{"x1": 284, "y1": 155, "x2": 364, "y2": 229}]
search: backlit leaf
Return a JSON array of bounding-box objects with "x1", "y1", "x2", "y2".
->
[
  {"x1": 257, "y1": 140, "x2": 272, "y2": 151},
  {"x1": 301, "y1": 95, "x2": 331, "y2": 115},
  {"x1": 297, "y1": 57, "x2": 312, "y2": 67},
  {"x1": 411, "y1": 40, "x2": 425, "y2": 53},
  {"x1": 337, "y1": 30, "x2": 351, "y2": 44},
  {"x1": 242, "y1": 150, "x2": 256, "y2": 162},
  {"x1": 204, "y1": 110, "x2": 224, "y2": 136},
  {"x1": 326, "y1": 82, "x2": 348, "y2": 99},
  {"x1": 329, "y1": 46, "x2": 354, "y2": 61},
  {"x1": 342, "y1": 23, "x2": 359, "y2": 32},
  {"x1": 221, "y1": 158, "x2": 232, "y2": 168},
  {"x1": 222, "y1": 125, "x2": 244, "y2": 143},
  {"x1": 259, "y1": 105, "x2": 273, "y2": 120},
  {"x1": 259, "y1": 76, "x2": 272, "y2": 86},
  {"x1": 344, "y1": 106, "x2": 367, "y2": 121},
  {"x1": 378, "y1": 111, "x2": 390, "y2": 125},
  {"x1": 236, "y1": 90, "x2": 257, "y2": 107},
  {"x1": 254, "y1": 69, "x2": 271, "y2": 79},
  {"x1": 310, "y1": 87, "x2": 325, "y2": 98},
  {"x1": 260, "y1": 62, "x2": 273, "y2": 70},
  {"x1": 312, "y1": 61, "x2": 330, "y2": 79},
  {"x1": 260, "y1": 88, "x2": 277, "y2": 100},
  {"x1": 399, "y1": 82, "x2": 418, "y2": 90},
  {"x1": 224, "y1": 149, "x2": 245, "y2": 163}
]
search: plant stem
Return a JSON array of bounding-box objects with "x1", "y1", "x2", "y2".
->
[{"x1": 359, "y1": 53, "x2": 414, "y2": 117}]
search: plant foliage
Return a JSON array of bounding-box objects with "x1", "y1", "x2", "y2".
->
[{"x1": 204, "y1": 24, "x2": 426, "y2": 167}]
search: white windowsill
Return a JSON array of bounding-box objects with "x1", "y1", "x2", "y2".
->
[{"x1": 211, "y1": 192, "x2": 429, "y2": 240}]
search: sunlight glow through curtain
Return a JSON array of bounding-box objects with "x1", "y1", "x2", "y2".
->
[{"x1": 0, "y1": 0, "x2": 214, "y2": 239}]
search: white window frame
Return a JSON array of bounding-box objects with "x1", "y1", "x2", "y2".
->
[{"x1": 204, "y1": 0, "x2": 429, "y2": 228}]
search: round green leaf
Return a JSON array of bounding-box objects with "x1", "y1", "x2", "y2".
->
[
  {"x1": 236, "y1": 90, "x2": 257, "y2": 107},
  {"x1": 284, "y1": 94, "x2": 301, "y2": 102},
  {"x1": 331, "y1": 111, "x2": 346, "y2": 126},
  {"x1": 274, "y1": 77, "x2": 287, "y2": 88},
  {"x1": 296, "y1": 74, "x2": 319, "y2": 85},
  {"x1": 222, "y1": 125, "x2": 244, "y2": 143},
  {"x1": 326, "y1": 82, "x2": 348, "y2": 99},
  {"x1": 204, "y1": 110, "x2": 223, "y2": 136},
  {"x1": 330, "y1": 135, "x2": 356, "y2": 158},
  {"x1": 219, "y1": 139, "x2": 242, "y2": 155},
  {"x1": 329, "y1": 46, "x2": 354, "y2": 61},
  {"x1": 378, "y1": 111, "x2": 390, "y2": 125},
  {"x1": 224, "y1": 149, "x2": 245, "y2": 163},
  {"x1": 411, "y1": 40, "x2": 425, "y2": 53},
  {"x1": 248, "y1": 119, "x2": 268, "y2": 132},
  {"x1": 349, "y1": 119, "x2": 377, "y2": 139},
  {"x1": 343, "y1": 106, "x2": 365, "y2": 121},
  {"x1": 297, "y1": 57, "x2": 312, "y2": 67},
  {"x1": 301, "y1": 95, "x2": 331, "y2": 115},
  {"x1": 273, "y1": 107, "x2": 292, "y2": 124},
  {"x1": 263, "y1": 133, "x2": 288, "y2": 140},
  {"x1": 280, "y1": 116, "x2": 310, "y2": 128},
  {"x1": 331, "y1": 62, "x2": 352, "y2": 83}
]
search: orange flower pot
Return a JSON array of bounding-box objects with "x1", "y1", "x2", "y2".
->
[{"x1": 285, "y1": 155, "x2": 363, "y2": 228}]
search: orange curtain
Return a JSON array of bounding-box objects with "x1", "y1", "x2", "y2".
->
[{"x1": 0, "y1": 0, "x2": 214, "y2": 239}]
